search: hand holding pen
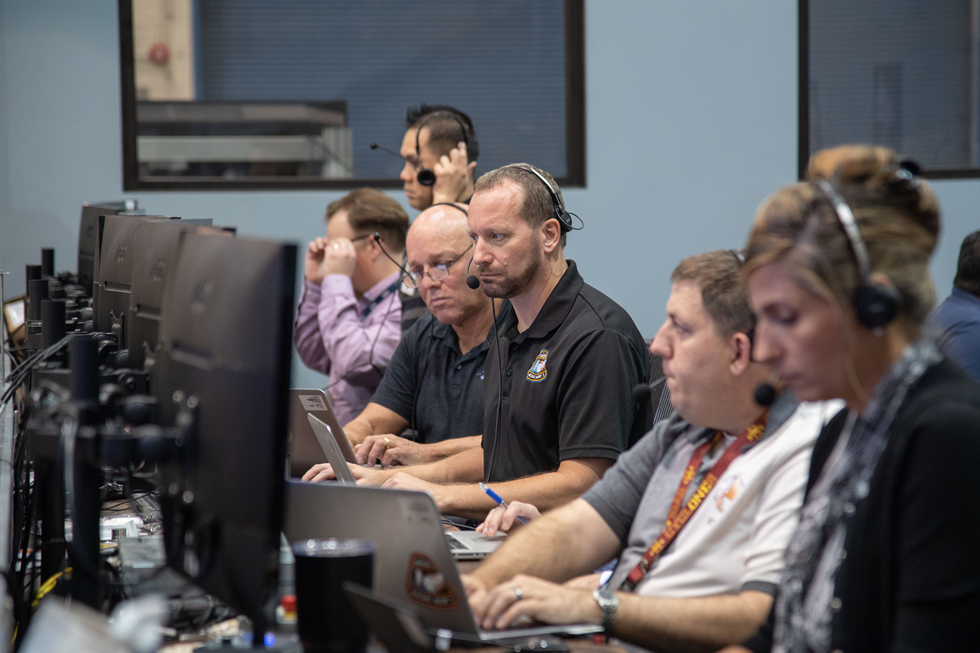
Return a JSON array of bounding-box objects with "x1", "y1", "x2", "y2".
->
[
  {"x1": 477, "y1": 483, "x2": 542, "y2": 536},
  {"x1": 479, "y1": 482, "x2": 530, "y2": 525}
]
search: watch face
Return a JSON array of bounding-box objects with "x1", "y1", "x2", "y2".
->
[
  {"x1": 594, "y1": 588, "x2": 617, "y2": 609},
  {"x1": 593, "y1": 588, "x2": 618, "y2": 631}
]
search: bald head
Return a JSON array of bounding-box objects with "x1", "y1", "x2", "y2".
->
[
  {"x1": 406, "y1": 203, "x2": 487, "y2": 328},
  {"x1": 408, "y1": 203, "x2": 470, "y2": 248}
]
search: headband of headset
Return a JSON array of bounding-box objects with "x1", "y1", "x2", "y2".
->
[
  {"x1": 427, "y1": 202, "x2": 468, "y2": 216},
  {"x1": 510, "y1": 165, "x2": 573, "y2": 233},
  {"x1": 812, "y1": 178, "x2": 901, "y2": 329}
]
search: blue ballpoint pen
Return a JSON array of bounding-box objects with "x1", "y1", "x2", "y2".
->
[{"x1": 478, "y1": 482, "x2": 530, "y2": 525}]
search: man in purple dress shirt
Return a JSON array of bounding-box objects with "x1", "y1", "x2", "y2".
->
[{"x1": 293, "y1": 188, "x2": 409, "y2": 424}]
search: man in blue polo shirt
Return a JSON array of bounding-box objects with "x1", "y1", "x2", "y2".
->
[{"x1": 929, "y1": 230, "x2": 980, "y2": 380}]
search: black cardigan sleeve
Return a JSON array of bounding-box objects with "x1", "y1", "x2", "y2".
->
[{"x1": 888, "y1": 399, "x2": 980, "y2": 651}]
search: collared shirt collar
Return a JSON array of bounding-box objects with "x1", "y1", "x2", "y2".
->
[
  {"x1": 432, "y1": 300, "x2": 512, "y2": 357},
  {"x1": 357, "y1": 270, "x2": 402, "y2": 310},
  {"x1": 503, "y1": 260, "x2": 584, "y2": 341},
  {"x1": 950, "y1": 286, "x2": 980, "y2": 306},
  {"x1": 683, "y1": 389, "x2": 800, "y2": 452}
]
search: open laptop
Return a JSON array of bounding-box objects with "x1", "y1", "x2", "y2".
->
[
  {"x1": 304, "y1": 417, "x2": 500, "y2": 560},
  {"x1": 285, "y1": 481, "x2": 601, "y2": 641},
  {"x1": 344, "y1": 582, "x2": 573, "y2": 650},
  {"x1": 305, "y1": 415, "x2": 498, "y2": 559},
  {"x1": 306, "y1": 414, "x2": 358, "y2": 484},
  {"x1": 287, "y1": 389, "x2": 357, "y2": 478}
]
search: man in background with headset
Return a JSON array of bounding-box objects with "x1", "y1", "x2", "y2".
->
[
  {"x1": 397, "y1": 105, "x2": 480, "y2": 334},
  {"x1": 301, "y1": 202, "x2": 499, "y2": 467},
  {"x1": 293, "y1": 188, "x2": 408, "y2": 425},
  {"x1": 398, "y1": 104, "x2": 479, "y2": 212},
  {"x1": 462, "y1": 251, "x2": 834, "y2": 653},
  {"x1": 306, "y1": 164, "x2": 651, "y2": 521}
]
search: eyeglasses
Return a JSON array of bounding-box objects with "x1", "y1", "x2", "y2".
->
[
  {"x1": 404, "y1": 243, "x2": 473, "y2": 288},
  {"x1": 350, "y1": 234, "x2": 372, "y2": 244}
]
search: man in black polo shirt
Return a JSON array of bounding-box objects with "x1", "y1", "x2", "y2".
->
[
  {"x1": 302, "y1": 203, "x2": 499, "y2": 472},
  {"x1": 309, "y1": 165, "x2": 651, "y2": 521},
  {"x1": 466, "y1": 164, "x2": 651, "y2": 484}
]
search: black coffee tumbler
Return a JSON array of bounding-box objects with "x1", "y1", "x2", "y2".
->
[{"x1": 292, "y1": 539, "x2": 374, "y2": 653}]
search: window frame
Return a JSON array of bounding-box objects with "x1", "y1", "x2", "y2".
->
[
  {"x1": 118, "y1": 0, "x2": 586, "y2": 191},
  {"x1": 798, "y1": 0, "x2": 980, "y2": 180}
]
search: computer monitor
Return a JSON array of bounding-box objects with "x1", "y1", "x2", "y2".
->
[
  {"x1": 152, "y1": 232, "x2": 297, "y2": 635},
  {"x1": 125, "y1": 220, "x2": 224, "y2": 372},
  {"x1": 94, "y1": 215, "x2": 180, "y2": 340},
  {"x1": 77, "y1": 201, "x2": 138, "y2": 296}
]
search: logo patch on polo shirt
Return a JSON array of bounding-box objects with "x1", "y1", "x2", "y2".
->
[
  {"x1": 715, "y1": 476, "x2": 743, "y2": 512},
  {"x1": 526, "y1": 349, "x2": 550, "y2": 382}
]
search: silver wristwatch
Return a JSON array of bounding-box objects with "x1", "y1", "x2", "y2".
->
[{"x1": 592, "y1": 587, "x2": 619, "y2": 632}]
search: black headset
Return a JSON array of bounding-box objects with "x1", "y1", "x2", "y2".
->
[
  {"x1": 480, "y1": 166, "x2": 578, "y2": 481},
  {"x1": 427, "y1": 202, "x2": 468, "y2": 217},
  {"x1": 726, "y1": 247, "x2": 776, "y2": 405},
  {"x1": 414, "y1": 112, "x2": 471, "y2": 187},
  {"x1": 371, "y1": 203, "x2": 469, "y2": 277},
  {"x1": 509, "y1": 165, "x2": 575, "y2": 233},
  {"x1": 813, "y1": 179, "x2": 901, "y2": 330}
]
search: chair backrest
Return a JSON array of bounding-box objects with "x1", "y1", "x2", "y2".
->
[{"x1": 648, "y1": 351, "x2": 673, "y2": 423}]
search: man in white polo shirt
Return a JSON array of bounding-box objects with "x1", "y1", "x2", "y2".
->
[{"x1": 464, "y1": 250, "x2": 840, "y2": 653}]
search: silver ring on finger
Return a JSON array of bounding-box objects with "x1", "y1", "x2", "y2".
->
[{"x1": 513, "y1": 588, "x2": 523, "y2": 601}]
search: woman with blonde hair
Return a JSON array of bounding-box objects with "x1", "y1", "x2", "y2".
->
[{"x1": 729, "y1": 145, "x2": 980, "y2": 652}]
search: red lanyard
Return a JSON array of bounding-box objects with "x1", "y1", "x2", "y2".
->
[{"x1": 619, "y1": 410, "x2": 770, "y2": 592}]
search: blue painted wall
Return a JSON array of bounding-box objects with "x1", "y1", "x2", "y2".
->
[{"x1": 2, "y1": 0, "x2": 978, "y2": 389}]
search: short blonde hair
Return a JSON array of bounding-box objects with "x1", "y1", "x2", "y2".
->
[
  {"x1": 326, "y1": 188, "x2": 409, "y2": 252},
  {"x1": 743, "y1": 145, "x2": 941, "y2": 333}
]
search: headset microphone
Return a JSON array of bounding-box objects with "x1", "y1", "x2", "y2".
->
[
  {"x1": 632, "y1": 376, "x2": 667, "y2": 402},
  {"x1": 369, "y1": 142, "x2": 403, "y2": 159},
  {"x1": 371, "y1": 233, "x2": 411, "y2": 278},
  {"x1": 754, "y1": 372, "x2": 780, "y2": 407},
  {"x1": 464, "y1": 254, "x2": 480, "y2": 289}
]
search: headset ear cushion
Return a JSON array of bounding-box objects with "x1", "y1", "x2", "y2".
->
[
  {"x1": 854, "y1": 283, "x2": 901, "y2": 329},
  {"x1": 555, "y1": 209, "x2": 572, "y2": 233},
  {"x1": 417, "y1": 168, "x2": 436, "y2": 187}
]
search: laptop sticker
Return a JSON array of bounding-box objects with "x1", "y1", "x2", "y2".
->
[
  {"x1": 406, "y1": 553, "x2": 458, "y2": 609},
  {"x1": 299, "y1": 394, "x2": 329, "y2": 411}
]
